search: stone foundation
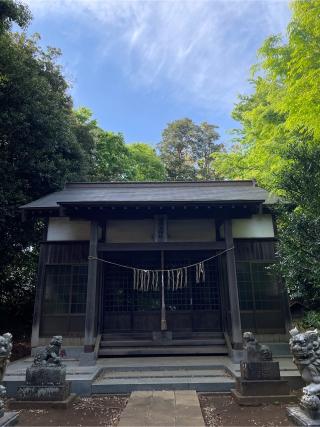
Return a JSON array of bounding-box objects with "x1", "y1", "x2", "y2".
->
[
  {"x1": 236, "y1": 377, "x2": 290, "y2": 396},
  {"x1": 240, "y1": 361, "x2": 280, "y2": 380},
  {"x1": 8, "y1": 393, "x2": 77, "y2": 410},
  {"x1": 17, "y1": 383, "x2": 70, "y2": 401},
  {"x1": 25, "y1": 366, "x2": 66, "y2": 386},
  {"x1": 0, "y1": 411, "x2": 19, "y2": 427},
  {"x1": 231, "y1": 389, "x2": 296, "y2": 406}
]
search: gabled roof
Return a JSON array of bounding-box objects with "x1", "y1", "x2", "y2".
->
[{"x1": 21, "y1": 180, "x2": 275, "y2": 210}]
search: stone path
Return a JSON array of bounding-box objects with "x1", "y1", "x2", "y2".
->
[{"x1": 118, "y1": 390, "x2": 205, "y2": 427}]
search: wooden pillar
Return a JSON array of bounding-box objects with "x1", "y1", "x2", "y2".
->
[
  {"x1": 224, "y1": 219, "x2": 242, "y2": 348},
  {"x1": 84, "y1": 221, "x2": 99, "y2": 352},
  {"x1": 31, "y1": 244, "x2": 46, "y2": 348}
]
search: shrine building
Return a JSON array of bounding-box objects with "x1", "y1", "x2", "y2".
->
[{"x1": 21, "y1": 180, "x2": 291, "y2": 361}]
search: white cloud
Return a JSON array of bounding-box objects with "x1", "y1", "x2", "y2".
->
[{"x1": 26, "y1": 0, "x2": 291, "y2": 112}]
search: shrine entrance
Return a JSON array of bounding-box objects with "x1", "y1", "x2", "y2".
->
[{"x1": 101, "y1": 250, "x2": 223, "y2": 336}]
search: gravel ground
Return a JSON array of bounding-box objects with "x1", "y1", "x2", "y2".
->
[
  {"x1": 198, "y1": 393, "x2": 295, "y2": 427},
  {"x1": 8, "y1": 395, "x2": 128, "y2": 426}
]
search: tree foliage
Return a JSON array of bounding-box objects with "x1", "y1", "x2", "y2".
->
[
  {"x1": 214, "y1": 0, "x2": 320, "y2": 305},
  {"x1": 127, "y1": 143, "x2": 166, "y2": 181},
  {"x1": 0, "y1": 4, "x2": 94, "y2": 335},
  {"x1": 159, "y1": 118, "x2": 224, "y2": 181},
  {"x1": 72, "y1": 108, "x2": 166, "y2": 182},
  {"x1": 0, "y1": 0, "x2": 31, "y2": 32}
]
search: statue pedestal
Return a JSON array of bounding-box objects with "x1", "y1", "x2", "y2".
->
[
  {"x1": 8, "y1": 365, "x2": 76, "y2": 409},
  {"x1": 231, "y1": 361, "x2": 294, "y2": 406},
  {"x1": 8, "y1": 394, "x2": 77, "y2": 410},
  {"x1": 0, "y1": 411, "x2": 19, "y2": 427},
  {"x1": 287, "y1": 406, "x2": 320, "y2": 426}
]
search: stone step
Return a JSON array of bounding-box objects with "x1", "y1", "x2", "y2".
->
[
  {"x1": 97, "y1": 368, "x2": 228, "y2": 379},
  {"x1": 98, "y1": 345, "x2": 228, "y2": 357},
  {"x1": 100, "y1": 338, "x2": 226, "y2": 347},
  {"x1": 102, "y1": 332, "x2": 224, "y2": 340},
  {"x1": 92, "y1": 375, "x2": 234, "y2": 393}
]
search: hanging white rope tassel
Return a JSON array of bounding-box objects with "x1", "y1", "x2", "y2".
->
[
  {"x1": 90, "y1": 247, "x2": 234, "y2": 292},
  {"x1": 167, "y1": 270, "x2": 171, "y2": 291},
  {"x1": 200, "y1": 261, "x2": 205, "y2": 282},
  {"x1": 196, "y1": 263, "x2": 199, "y2": 283}
]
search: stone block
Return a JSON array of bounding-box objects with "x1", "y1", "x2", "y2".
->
[
  {"x1": 231, "y1": 388, "x2": 296, "y2": 407},
  {"x1": 79, "y1": 352, "x2": 96, "y2": 367},
  {"x1": 287, "y1": 406, "x2": 320, "y2": 426},
  {"x1": 0, "y1": 411, "x2": 19, "y2": 426},
  {"x1": 25, "y1": 366, "x2": 66, "y2": 386},
  {"x1": 152, "y1": 331, "x2": 173, "y2": 341},
  {"x1": 240, "y1": 361, "x2": 280, "y2": 380},
  {"x1": 8, "y1": 393, "x2": 77, "y2": 410},
  {"x1": 16, "y1": 383, "x2": 70, "y2": 401},
  {"x1": 236, "y1": 378, "x2": 290, "y2": 396}
]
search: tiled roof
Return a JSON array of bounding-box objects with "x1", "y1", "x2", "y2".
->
[{"x1": 21, "y1": 181, "x2": 274, "y2": 210}]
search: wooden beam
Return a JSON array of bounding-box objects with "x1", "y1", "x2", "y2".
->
[
  {"x1": 224, "y1": 219, "x2": 242, "y2": 348},
  {"x1": 98, "y1": 241, "x2": 226, "y2": 252},
  {"x1": 154, "y1": 215, "x2": 168, "y2": 242},
  {"x1": 84, "y1": 221, "x2": 99, "y2": 352}
]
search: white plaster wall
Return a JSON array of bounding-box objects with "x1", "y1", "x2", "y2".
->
[
  {"x1": 220, "y1": 214, "x2": 275, "y2": 239},
  {"x1": 47, "y1": 217, "x2": 91, "y2": 241}
]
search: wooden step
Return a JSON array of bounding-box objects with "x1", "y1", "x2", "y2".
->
[
  {"x1": 102, "y1": 332, "x2": 224, "y2": 340},
  {"x1": 98, "y1": 345, "x2": 228, "y2": 357},
  {"x1": 100, "y1": 338, "x2": 226, "y2": 347}
]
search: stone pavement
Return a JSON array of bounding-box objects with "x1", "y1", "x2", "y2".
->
[{"x1": 118, "y1": 390, "x2": 205, "y2": 427}]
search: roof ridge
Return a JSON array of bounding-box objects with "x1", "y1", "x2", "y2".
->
[{"x1": 64, "y1": 180, "x2": 256, "y2": 189}]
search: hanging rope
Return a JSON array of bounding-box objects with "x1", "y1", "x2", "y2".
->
[{"x1": 89, "y1": 247, "x2": 234, "y2": 292}]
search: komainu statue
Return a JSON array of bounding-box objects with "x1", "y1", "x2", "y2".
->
[
  {"x1": 289, "y1": 327, "x2": 320, "y2": 411},
  {"x1": 32, "y1": 335, "x2": 63, "y2": 367},
  {"x1": 0, "y1": 332, "x2": 13, "y2": 418},
  {"x1": 243, "y1": 331, "x2": 273, "y2": 362},
  {"x1": 0, "y1": 333, "x2": 13, "y2": 380},
  {"x1": 15, "y1": 335, "x2": 75, "y2": 404}
]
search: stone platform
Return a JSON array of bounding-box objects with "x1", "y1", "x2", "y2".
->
[
  {"x1": 287, "y1": 406, "x2": 320, "y2": 426},
  {"x1": 3, "y1": 355, "x2": 302, "y2": 396},
  {"x1": 7, "y1": 393, "x2": 77, "y2": 410}
]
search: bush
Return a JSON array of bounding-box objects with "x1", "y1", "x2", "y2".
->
[{"x1": 294, "y1": 310, "x2": 320, "y2": 331}]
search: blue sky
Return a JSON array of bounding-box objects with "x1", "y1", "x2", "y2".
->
[{"x1": 26, "y1": 0, "x2": 291, "y2": 148}]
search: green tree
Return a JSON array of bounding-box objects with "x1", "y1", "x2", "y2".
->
[
  {"x1": 127, "y1": 143, "x2": 166, "y2": 181},
  {"x1": 276, "y1": 141, "x2": 320, "y2": 306},
  {"x1": 194, "y1": 122, "x2": 224, "y2": 180},
  {"x1": 89, "y1": 130, "x2": 132, "y2": 181},
  {"x1": 0, "y1": 0, "x2": 31, "y2": 32},
  {"x1": 0, "y1": 3, "x2": 93, "y2": 335},
  {"x1": 214, "y1": 0, "x2": 320, "y2": 305},
  {"x1": 159, "y1": 118, "x2": 223, "y2": 181},
  {"x1": 72, "y1": 109, "x2": 167, "y2": 182},
  {"x1": 159, "y1": 118, "x2": 197, "y2": 180}
]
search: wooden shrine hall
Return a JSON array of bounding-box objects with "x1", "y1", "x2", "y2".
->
[{"x1": 21, "y1": 180, "x2": 291, "y2": 361}]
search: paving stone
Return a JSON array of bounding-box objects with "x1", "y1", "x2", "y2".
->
[
  {"x1": 118, "y1": 390, "x2": 205, "y2": 427},
  {"x1": 175, "y1": 416, "x2": 205, "y2": 426}
]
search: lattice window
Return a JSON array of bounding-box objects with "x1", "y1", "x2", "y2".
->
[
  {"x1": 103, "y1": 251, "x2": 221, "y2": 312},
  {"x1": 236, "y1": 261, "x2": 280, "y2": 311},
  {"x1": 165, "y1": 252, "x2": 220, "y2": 311},
  {"x1": 43, "y1": 265, "x2": 88, "y2": 315},
  {"x1": 103, "y1": 252, "x2": 161, "y2": 312}
]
